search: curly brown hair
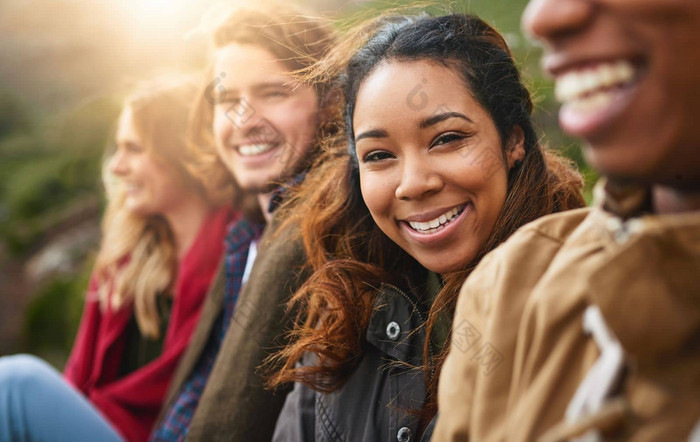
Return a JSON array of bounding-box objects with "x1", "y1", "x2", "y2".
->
[{"x1": 267, "y1": 12, "x2": 586, "y2": 425}]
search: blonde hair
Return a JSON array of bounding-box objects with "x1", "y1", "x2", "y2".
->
[{"x1": 93, "y1": 76, "x2": 207, "y2": 339}]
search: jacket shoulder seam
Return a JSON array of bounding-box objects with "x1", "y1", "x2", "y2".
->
[{"x1": 511, "y1": 208, "x2": 591, "y2": 247}]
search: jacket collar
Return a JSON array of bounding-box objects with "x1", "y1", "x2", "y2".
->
[
  {"x1": 588, "y1": 179, "x2": 700, "y2": 393},
  {"x1": 593, "y1": 178, "x2": 653, "y2": 220},
  {"x1": 267, "y1": 172, "x2": 307, "y2": 214}
]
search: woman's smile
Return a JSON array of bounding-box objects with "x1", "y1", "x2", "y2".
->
[
  {"x1": 354, "y1": 60, "x2": 522, "y2": 274},
  {"x1": 399, "y1": 202, "x2": 469, "y2": 243}
]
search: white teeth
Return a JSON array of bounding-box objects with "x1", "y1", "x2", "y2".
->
[
  {"x1": 238, "y1": 143, "x2": 276, "y2": 156},
  {"x1": 408, "y1": 205, "x2": 464, "y2": 233},
  {"x1": 568, "y1": 89, "x2": 615, "y2": 114},
  {"x1": 581, "y1": 71, "x2": 597, "y2": 91},
  {"x1": 599, "y1": 64, "x2": 616, "y2": 86},
  {"x1": 555, "y1": 60, "x2": 637, "y2": 105}
]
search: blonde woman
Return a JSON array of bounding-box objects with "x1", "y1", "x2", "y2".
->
[{"x1": 0, "y1": 77, "x2": 235, "y2": 442}]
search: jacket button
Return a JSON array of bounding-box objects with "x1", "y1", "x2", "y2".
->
[
  {"x1": 386, "y1": 321, "x2": 401, "y2": 340},
  {"x1": 397, "y1": 426, "x2": 412, "y2": 442}
]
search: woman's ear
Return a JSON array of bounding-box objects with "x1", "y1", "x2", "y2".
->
[{"x1": 506, "y1": 126, "x2": 526, "y2": 170}]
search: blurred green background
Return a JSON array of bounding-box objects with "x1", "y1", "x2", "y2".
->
[{"x1": 0, "y1": 0, "x2": 593, "y2": 368}]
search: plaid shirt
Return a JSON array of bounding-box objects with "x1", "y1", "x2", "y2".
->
[{"x1": 151, "y1": 218, "x2": 264, "y2": 441}]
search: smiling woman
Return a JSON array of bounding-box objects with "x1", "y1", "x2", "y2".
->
[
  {"x1": 268, "y1": 13, "x2": 585, "y2": 442},
  {"x1": 354, "y1": 60, "x2": 524, "y2": 275},
  {"x1": 0, "y1": 76, "x2": 235, "y2": 442}
]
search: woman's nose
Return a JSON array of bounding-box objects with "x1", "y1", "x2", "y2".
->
[
  {"x1": 395, "y1": 157, "x2": 444, "y2": 201},
  {"x1": 108, "y1": 149, "x2": 128, "y2": 176}
]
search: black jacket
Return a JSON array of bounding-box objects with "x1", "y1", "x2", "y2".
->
[{"x1": 273, "y1": 283, "x2": 435, "y2": 442}]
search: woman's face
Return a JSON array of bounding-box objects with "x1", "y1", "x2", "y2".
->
[
  {"x1": 353, "y1": 60, "x2": 524, "y2": 274},
  {"x1": 523, "y1": 0, "x2": 700, "y2": 186},
  {"x1": 109, "y1": 108, "x2": 189, "y2": 217}
]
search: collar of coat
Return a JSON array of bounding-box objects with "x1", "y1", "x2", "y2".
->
[{"x1": 585, "y1": 178, "x2": 700, "y2": 393}]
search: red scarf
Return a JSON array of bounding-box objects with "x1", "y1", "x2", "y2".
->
[{"x1": 64, "y1": 207, "x2": 237, "y2": 441}]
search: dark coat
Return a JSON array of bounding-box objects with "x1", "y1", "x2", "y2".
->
[
  {"x1": 157, "y1": 218, "x2": 308, "y2": 441},
  {"x1": 273, "y1": 283, "x2": 435, "y2": 442}
]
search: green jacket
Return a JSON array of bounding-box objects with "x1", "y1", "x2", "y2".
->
[{"x1": 158, "y1": 218, "x2": 308, "y2": 441}]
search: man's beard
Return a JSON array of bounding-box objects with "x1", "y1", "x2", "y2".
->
[{"x1": 237, "y1": 147, "x2": 311, "y2": 196}]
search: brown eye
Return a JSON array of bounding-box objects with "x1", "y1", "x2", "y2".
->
[
  {"x1": 431, "y1": 132, "x2": 466, "y2": 147},
  {"x1": 363, "y1": 150, "x2": 395, "y2": 163}
]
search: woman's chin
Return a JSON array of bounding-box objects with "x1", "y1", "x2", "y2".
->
[
  {"x1": 125, "y1": 201, "x2": 151, "y2": 218},
  {"x1": 415, "y1": 254, "x2": 472, "y2": 276}
]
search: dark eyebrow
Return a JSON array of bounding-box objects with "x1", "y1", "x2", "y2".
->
[
  {"x1": 355, "y1": 112, "x2": 473, "y2": 142},
  {"x1": 354, "y1": 128, "x2": 389, "y2": 143},
  {"x1": 420, "y1": 111, "x2": 474, "y2": 128}
]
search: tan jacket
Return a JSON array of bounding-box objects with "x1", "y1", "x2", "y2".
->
[{"x1": 434, "y1": 180, "x2": 700, "y2": 441}]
